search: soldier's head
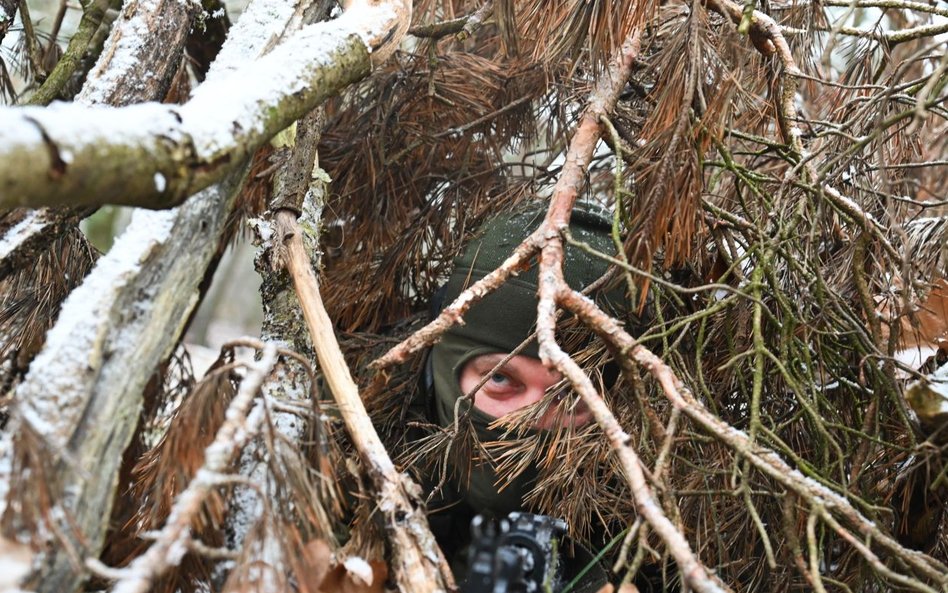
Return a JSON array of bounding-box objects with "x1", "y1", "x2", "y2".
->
[{"x1": 429, "y1": 203, "x2": 622, "y2": 434}]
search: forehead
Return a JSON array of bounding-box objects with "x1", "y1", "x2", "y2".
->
[
  {"x1": 464, "y1": 352, "x2": 547, "y2": 372},
  {"x1": 464, "y1": 352, "x2": 512, "y2": 368}
]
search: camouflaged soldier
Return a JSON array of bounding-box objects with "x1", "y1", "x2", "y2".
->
[{"x1": 421, "y1": 203, "x2": 625, "y2": 592}]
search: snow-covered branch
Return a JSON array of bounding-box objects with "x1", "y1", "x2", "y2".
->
[{"x1": 0, "y1": 1, "x2": 408, "y2": 211}]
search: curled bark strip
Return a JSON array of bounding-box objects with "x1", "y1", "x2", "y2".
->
[{"x1": 277, "y1": 210, "x2": 454, "y2": 592}]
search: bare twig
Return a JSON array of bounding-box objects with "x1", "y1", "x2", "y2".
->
[
  {"x1": 702, "y1": 0, "x2": 900, "y2": 261},
  {"x1": 101, "y1": 343, "x2": 279, "y2": 593}
]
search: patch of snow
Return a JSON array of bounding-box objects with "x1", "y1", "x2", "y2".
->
[
  {"x1": 78, "y1": 0, "x2": 165, "y2": 105},
  {"x1": 154, "y1": 172, "x2": 167, "y2": 192},
  {"x1": 344, "y1": 556, "x2": 374, "y2": 586},
  {"x1": 203, "y1": 0, "x2": 300, "y2": 81},
  {"x1": 341, "y1": 1, "x2": 397, "y2": 54},
  {"x1": 8, "y1": 102, "x2": 183, "y2": 165},
  {"x1": 183, "y1": 14, "x2": 368, "y2": 160},
  {"x1": 0, "y1": 212, "x2": 48, "y2": 261},
  {"x1": 14, "y1": 209, "x2": 176, "y2": 448},
  {"x1": 0, "y1": 116, "x2": 45, "y2": 158},
  {"x1": 895, "y1": 345, "x2": 937, "y2": 372},
  {"x1": 0, "y1": 535, "x2": 32, "y2": 592},
  {"x1": 907, "y1": 361, "x2": 948, "y2": 415}
]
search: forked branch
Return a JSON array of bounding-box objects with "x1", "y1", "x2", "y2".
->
[{"x1": 532, "y1": 31, "x2": 730, "y2": 593}]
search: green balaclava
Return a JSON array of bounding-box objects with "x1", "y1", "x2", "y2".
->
[{"x1": 430, "y1": 203, "x2": 619, "y2": 517}]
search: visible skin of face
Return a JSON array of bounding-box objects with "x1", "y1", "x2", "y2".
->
[{"x1": 458, "y1": 353, "x2": 592, "y2": 429}]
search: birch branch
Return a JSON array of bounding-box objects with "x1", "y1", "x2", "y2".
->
[
  {"x1": 277, "y1": 210, "x2": 454, "y2": 593},
  {"x1": 0, "y1": 1, "x2": 409, "y2": 211}
]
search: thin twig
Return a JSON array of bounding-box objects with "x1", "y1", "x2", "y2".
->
[{"x1": 100, "y1": 342, "x2": 279, "y2": 593}]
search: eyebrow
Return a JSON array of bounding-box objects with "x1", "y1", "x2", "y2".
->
[{"x1": 472, "y1": 354, "x2": 509, "y2": 369}]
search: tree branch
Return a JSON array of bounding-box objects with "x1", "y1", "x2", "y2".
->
[
  {"x1": 26, "y1": 0, "x2": 111, "y2": 106},
  {"x1": 100, "y1": 343, "x2": 279, "y2": 593},
  {"x1": 531, "y1": 31, "x2": 731, "y2": 593},
  {"x1": 278, "y1": 211, "x2": 455, "y2": 592},
  {"x1": 0, "y1": 2, "x2": 411, "y2": 211},
  {"x1": 0, "y1": 2, "x2": 414, "y2": 591},
  {"x1": 703, "y1": 0, "x2": 900, "y2": 261},
  {"x1": 76, "y1": 0, "x2": 196, "y2": 106}
]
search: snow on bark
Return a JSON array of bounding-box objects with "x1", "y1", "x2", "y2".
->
[
  {"x1": 77, "y1": 0, "x2": 194, "y2": 106},
  {"x1": 0, "y1": 1, "x2": 409, "y2": 212},
  {"x1": 0, "y1": 211, "x2": 47, "y2": 263},
  {"x1": 0, "y1": 0, "x2": 297, "y2": 280},
  {"x1": 6, "y1": 170, "x2": 248, "y2": 593},
  {"x1": 15, "y1": 209, "x2": 175, "y2": 448},
  {"x1": 1, "y1": 3, "x2": 412, "y2": 592},
  {"x1": 204, "y1": 0, "x2": 300, "y2": 79}
]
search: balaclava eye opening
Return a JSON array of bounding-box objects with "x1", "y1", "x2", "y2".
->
[{"x1": 428, "y1": 202, "x2": 621, "y2": 516}]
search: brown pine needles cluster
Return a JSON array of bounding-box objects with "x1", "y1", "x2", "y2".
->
[{"x1": 0, "y1": 0, "x2": 947, "y2": 591}]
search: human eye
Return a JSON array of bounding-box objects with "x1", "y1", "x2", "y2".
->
[
  {"x1": 488, "y1": 372, "x2": 511, "y2": 386},
  {"x1": 481, "y1": 370, "x2": 520, "y2": 396}
]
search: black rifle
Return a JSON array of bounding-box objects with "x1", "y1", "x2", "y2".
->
[{"x1": 461, "y1": 512, "x2": 568, "y2": 593}]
